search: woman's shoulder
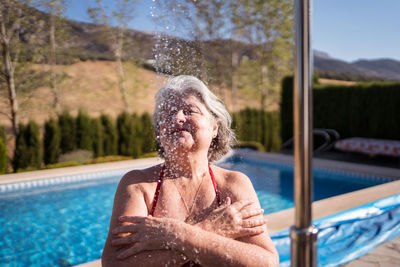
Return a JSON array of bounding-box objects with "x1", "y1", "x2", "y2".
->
[
  {"x1": 212, "y1": 165, "x2": 257, "y2": 202},
  {"x1": 211, "y1": 165, "x2": 252, "y2": 188},
  {"x1": 118, "y1": 164, "x2": 164, "y2": 191}
]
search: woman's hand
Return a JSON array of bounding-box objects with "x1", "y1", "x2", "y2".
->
[
  {"x1": 111, "y1": 216, "x2": 181, "y2": 260},
  {"x1": 196, "y1": 197, "x2": 266, "y2": 239}
]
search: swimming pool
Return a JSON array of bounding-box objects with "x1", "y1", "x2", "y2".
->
[{"x1": 0, "y1": 155, "x2": 397, "y2": 266}]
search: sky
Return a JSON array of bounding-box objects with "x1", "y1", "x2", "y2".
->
[{"x1": 64, "y1": 0, "x2": 400, "y2": 62}]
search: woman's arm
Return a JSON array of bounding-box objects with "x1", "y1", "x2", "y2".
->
[
  {"x1": 113, "y1": 171, "x2": 279, "y2": 266},
  {"x1": 101, "y1": 170, "x2": 188, "y2": 267}
]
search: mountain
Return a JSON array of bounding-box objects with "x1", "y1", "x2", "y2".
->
[
  {"x1": 16, "y1": 4, "x2": 400, "y2": 81},
  {"x1": 314, "y1": 50, "x2": 400, "y2": 81}
]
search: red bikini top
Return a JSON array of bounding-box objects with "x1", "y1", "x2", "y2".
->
[{"x1": 149, "y1": 164, "x2": 221, "y2": 216}]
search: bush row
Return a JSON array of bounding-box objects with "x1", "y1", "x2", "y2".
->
[
  {"x1": 4, "y1": 108, "x2": 283, "y2": 173},
  {"x1": 12, "y1": 110, "x2": 156, "y2": 172},
  {"x1": 232, "y1": 108, "x2": 281, "y2": 152},
  {"x1": 280, "y1": 76, "x2": 400, "y2": 142}
]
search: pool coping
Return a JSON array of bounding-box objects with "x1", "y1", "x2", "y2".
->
[
  {"x1": 229, "y1": 150, "x2": 400, "y2": 232},
  {"x1": 0, "y1": 157, "x2": 163, "y2": 185},
  {"x1": 1, "y1": 151, "x2": 398, "y2": 267}
]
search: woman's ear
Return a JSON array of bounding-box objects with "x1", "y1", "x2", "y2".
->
[{"x1": 212, "y1": 123, "x2": 219, "y2": 139}]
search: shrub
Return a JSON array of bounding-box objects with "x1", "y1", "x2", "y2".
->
[
  {"x1": 232, "y1": 109, "x2": 281, "y2": 152},
  {"x1": 85, "y1": 155, "x2": 132, "y2": 164},
  {"x1": 58, "y1": 149, "x2": 93, "y2": 164},
  {"x1": 117, "y1": 112, "x2": 135, "y2": 156},
  {"x1": 76, "y1": 110, "x2": 93, "y2": 151},
  {"x1": 138, "y1": 151, "x2": 159, "y2": 158},
  {"x1": 13, "y1": 121, "x2": 42, "y2": 171},
  {"x1": 58, "y1": 111, "x2": 76, "y2": 153},
  {"x1": 131, "y1": 113, "x2": 143, "y2": 158},
  {"x1": 44, "y1": 118, "x2": 61, "y2": 165},
  {"x1": 101, "y1": 114, "x2": 118, "y2": 156},
  {"x1": 45, "y1": 161, "x2": 81, "y2": 169},
  {"x1": 91, "y1": 118, "x2": 104, "y2": 158},
  {"x1": 140, "y1": 113, "x2": 156, "y2": 154},
  {"x1": 280, "y1": 76, "x2": 400, "y2": 141}
]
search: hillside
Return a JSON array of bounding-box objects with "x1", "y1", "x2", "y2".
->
[
  {"x1": 0, "y1": 61, "x2": 260, "y2": 131},
  {"x1": 314, "y1": 50, "x2": 400, "y2": 81}
]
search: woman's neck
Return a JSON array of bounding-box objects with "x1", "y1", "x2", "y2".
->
[{"x1": 164, "y1": 152, "x2": 209, "y2": 180}]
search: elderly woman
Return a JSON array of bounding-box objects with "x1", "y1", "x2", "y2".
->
[{"x1": 102, "y1": 75, "x2": 279, "y2": 266}]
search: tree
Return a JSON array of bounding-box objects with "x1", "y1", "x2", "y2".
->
[
  {"x1": 101, "y1": 114, "x2": 118, "y2": 156},
  {"x1": 13, "y1": 120, "x2": 42, "y2": 171},
  {"x1": 140, "y1": 112, "x2": 155, "y2": 154},
  {"x1": 39, "y1": 0, "x2": 68, "y2": 113},
  {"x1": 156, "y1": 0, "x2": 232, "y2": 94},
  {"x1": 43, "y1": 117, "x2": 61, "y2": 164},
  {"x1": 58, "y1": 110, "x2": 76, "y2": 153},
  {"x1": 76, "y1": 109, "x2": 92, "y2": 151},
  {"x1": 117, "y1": 111, "x2": 134, "y2": 156},
  {"x1": 88, "y1": 0, "x2": 139, "y2": 111},
  {"x1": 91, "y1": 117, "x2": 104, "y2": 158},
  {"x1": 231, "y1": 0, "x2": 294, "y2": 109},
  {"x1": 0, "y1": 0, "x2": 29, "y2": 137},
  {"x1": 1, "y1": 0, "x2": 48, "y2": 141}
]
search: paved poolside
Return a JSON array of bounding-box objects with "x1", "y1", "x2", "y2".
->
[{"x1": 1, "y1": 151, "x2": 399, "y2": 266}]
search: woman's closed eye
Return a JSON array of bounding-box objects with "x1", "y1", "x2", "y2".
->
[{"x1": 185, "y1": 105, "x2": 201, "y2": 115}]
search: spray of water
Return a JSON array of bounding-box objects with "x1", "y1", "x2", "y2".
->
[{"x1": 150, "y1": 0, "x2": 209, "y2": 83}]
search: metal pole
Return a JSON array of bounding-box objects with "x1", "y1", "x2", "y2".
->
[{"x1": 290, "y1": 0, "x2": 318, "y2": 266}]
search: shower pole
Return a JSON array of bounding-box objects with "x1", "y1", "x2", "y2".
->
[{"x1": 290, "y1": 0, "x2": 318, "y2": 266}]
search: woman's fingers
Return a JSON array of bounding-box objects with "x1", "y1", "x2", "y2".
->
[
  {"x1": 241, "y1": 208, "x2": 264, "y2": 219},
  {"x1": 239, "y1": 227, "x2": 265, "y2": 237},
  {"x1": 112, "y1": 234, "x2": 139, "y2": 246},
  {"x1": 231, "y1": 199, "x2": 254, "y2": 211},
  {"x1": 118, "y1": 216, "x2": 144, "y2": 223},
  {"x1": 112, "y1": 223, "x2": 139, "y2": 234},
  {"x1": 241, "y1": 218, "x2": 266, "y2": 228}
]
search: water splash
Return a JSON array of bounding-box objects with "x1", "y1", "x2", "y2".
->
[{"x1": 150, "y1": 0, "x2": 209, "y2": 82}]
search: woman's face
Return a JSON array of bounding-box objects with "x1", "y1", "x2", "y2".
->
[{"x1": 158, "y1": 93, "x2": 218, "y2": 158}]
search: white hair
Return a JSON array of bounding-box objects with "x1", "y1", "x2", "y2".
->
[{"x1": 152, "y1": 75, "x2": 235, "y2": 162}]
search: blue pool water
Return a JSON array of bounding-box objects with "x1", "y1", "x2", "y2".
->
[{"x1": 0, "y1": 155, "x2": 396, "y2": 266}]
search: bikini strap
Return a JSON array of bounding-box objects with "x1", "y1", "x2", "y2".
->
[
  {"x1": 151, "y1": 164, "x2": 220, "y2": 216},
  {"x1": 208, "y1": 164, "x2": 221, "y2": 206},
  {"x1": 150, "y1": 165, "x2": 165, "y2": 216}
]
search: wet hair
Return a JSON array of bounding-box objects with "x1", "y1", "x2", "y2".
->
[{"x1": 152, "y1": 75, "x2": 235, "y2": 162}]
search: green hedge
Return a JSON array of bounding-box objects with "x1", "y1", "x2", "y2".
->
[
  {"x1": 101, "y1": 114, "x2": 118, "y2": 156},
  {"x1": 76, "y1": 110, "x2": 93, "y2": 151},
  {"x1": 13, "y1": 121, "x2": 42, "y2": 172},
  {"x1": 91, "y1": 118, "x2": 104, "y2": 158},
  {"x1": 58, "y1": 111, "x2": 76, "y2": 153},
  {"x1": 44, "y1": 118, "x2": 61, "y2": 165},
  {"x1": 280, "y1": 76, "x2": 400, "y2": 142},
  {"x1": 232, "y1": 108, "x2": 281, "y2": 152}
]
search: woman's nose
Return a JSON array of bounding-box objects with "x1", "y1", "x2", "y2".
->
[{"x1": 175, "y1": 109, "x2": 186, "y2": 123}]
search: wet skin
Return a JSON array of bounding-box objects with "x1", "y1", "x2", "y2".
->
[{"x1": 101, "y1": 93, "x2": 279, "y2": 266}]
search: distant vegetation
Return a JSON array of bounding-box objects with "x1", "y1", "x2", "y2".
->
[
  {"x1": 1, "y1": 109, "x2": 280, "y2": 173},
  {"x1": 281, "y1": 76, "x2": 400, "y2": 143},
  {"x1": 315, "y1": 70, "x2": 386, "y2": 82}
]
